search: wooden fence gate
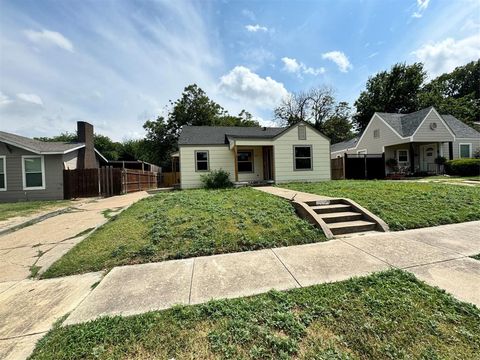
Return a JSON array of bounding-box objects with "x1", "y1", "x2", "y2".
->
[
  {"x1": 64, "y1": 167, "x2": 157, "y2": 199},
  {"x1": 331, "y1": 157, "x2": 344, "y2": 180}
]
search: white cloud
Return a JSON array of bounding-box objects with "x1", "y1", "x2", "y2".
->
[
  {"x1": 16, "y1": 93, "x2": 44, "y2": 106},
  {"x1": 417, "y1": 0, "x2": 430, "y2": 11},
  {"x1": 321, "y1": 51, "x2": 352, "y2": 72},
  {"x1": 24, "y1": 29, "x2": 74, "y2": 52},
  {"x1": 281, "y1": 57, "x2": 325, "y2": 76},
  {"x1": 245, "y1": 24, "x2": 268, "y2": 32},
  {"x1": 413, "y1": 34, "x2": 480, "y2": 77},
  {"x1": 0, "y1": 92, "x2": 12, "y2": 106},
  {"x1": 368, "y1": 52, "x2": 379, "y2": 58},
  {"x1": 219, "y1": 66, "x2": 289, "y2": 108},
  {"x1": 412, "y1": 0, "x2": 430, "y2": 18}
]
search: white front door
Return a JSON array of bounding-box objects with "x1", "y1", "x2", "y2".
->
[{"x1": 420, "y1": 144, "x2": 437, "y2": 172}]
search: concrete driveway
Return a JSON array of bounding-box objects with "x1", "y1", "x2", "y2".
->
[
  {"x1": 0, "y1": 191, "x2": 149, "y2": 282},
  {"x1": 0, "y1": 191, "x2": 150, "y2": 359}
]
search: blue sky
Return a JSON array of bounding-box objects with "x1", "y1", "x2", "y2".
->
[{"x1": 0, "y1": 0, "x2": 479, "y2": 141}]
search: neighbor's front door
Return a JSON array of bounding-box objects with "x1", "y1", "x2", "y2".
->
[{"x1": 420, "y1": 144, "x2": 437, "y2": 172}]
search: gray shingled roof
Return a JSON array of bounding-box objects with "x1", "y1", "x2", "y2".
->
[
  {"x1": 442, "y1": 115, "x2": 480, "y2": 138},
  {"x1": 377, "y1": 107, "x2": 433, "y2": 137},
  {"x1": 331, "y1": 137, "x2": 359, "y2": 152},
  {"x1": 0, "y1": 131, "x2": 84, "y2": 154},
  {"x1": 178, "y1": 126, "x2": 285, "y2": 145},
  {"x1": 377, "y1": 107, "x2": 479, "y2": 138}
]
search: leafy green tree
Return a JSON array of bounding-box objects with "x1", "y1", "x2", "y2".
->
[
  {"x1": 353, "y1": 63, "x2": 426, "y2": 131},
  {"x1": 143, "y1": 84, "x2": 258, "y2": 165},
  {"x1": 322, "y1": 102, "x2": 355, "y2": 143},
  {"x1": 419, "y1": 60, "x2": 480, "y2": 126}
]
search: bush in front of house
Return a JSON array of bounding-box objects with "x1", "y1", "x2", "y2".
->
[
  {"x1": 444, "y1": 158, "x2": 480, "y2": 176},
  {"x1": 200, "y1": 169, "x2": 233, "y2": 189}
]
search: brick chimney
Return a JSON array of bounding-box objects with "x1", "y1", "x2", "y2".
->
[{"x1": 77, "y1": 121, "x2": 97, "y2": 169}]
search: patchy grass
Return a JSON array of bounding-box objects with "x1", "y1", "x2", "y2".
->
[
  {"x1": 422, "y1": 175, "x2": 480, "y2": 182},
  {"x1": 282, "y1": 180, "x2": 480, "y2": 230},
  {"x1": 0, "y1": 200, "x2": 70, "y2": 222},
  {"x1": 42, "y1": 188, "x2": 324, "y2": 278},
  {"x1": 30, "y1": 270, "x2": 480, "y2": 360}
]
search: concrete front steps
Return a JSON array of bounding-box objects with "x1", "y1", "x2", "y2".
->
[{"x1": 293, "y1": 199, "x2": 389, "y2": 238}]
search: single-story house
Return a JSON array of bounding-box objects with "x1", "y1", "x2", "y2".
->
[
  {"x1": 331, "y1": 107, "x2": 480, "y2": 174},
  {"x1": 176, "y1": 121, "x2": 331, "y2": 189},
  {"x1": 0, "y1": 121, "x2": 107, "y2": 202}
]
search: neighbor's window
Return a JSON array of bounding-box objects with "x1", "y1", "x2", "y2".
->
[
  {"x1": 298, "y1": 125, "x2": 307, "y2": 140},
  {"x1": 373, "y1": 129, "x2": 380, "y2": 138},
  {"x1": 23, "y1": 156, "x2": 44, "y2": 189},
  {"x1": 0, "y1": 156, "x2": 5, "y2": 190},
  {"x1": 460, "y1": 144, "x2": 472, "y2": 158},
  {"x1": 195, "y1": 151, "x2": 209, "y2": 171},
  {"x1": 459, "y1": 144, "x2": 471, "y2": 158},
  {"x1": 237, "y1": 150, "x2": 253, "y2": 172},
  {"x1": 294, "y1": 146, "x2": 312, "y2": 170},
  {"x1": 397, "y1": 149, "x2": 409, "y2": 163}
]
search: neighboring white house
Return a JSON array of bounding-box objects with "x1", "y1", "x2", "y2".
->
[
  {"x1": 331, "y1": 107, "x2": 480, "y2": 174},
  {"x1": 176, "y1": 121, "x2": 331, "y2": 189}
]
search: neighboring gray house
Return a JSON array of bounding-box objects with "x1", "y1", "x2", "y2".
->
[
  {"x1": 177, "y1": 121, "x2": 331, "y2": 189},
  {"x1": 0, "y1": 121, "x2": 107, "y2": 202},
  {"x1": 331, "y1": 107, "x2": 480, "y2": 174}
]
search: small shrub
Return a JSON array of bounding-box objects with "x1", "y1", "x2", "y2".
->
[
  {"x1": 444, "y1": 158, "x2": 480, "y2": 176},
  {"x1": 201, "y1": 169, "x2": 233, "y2": 189}
]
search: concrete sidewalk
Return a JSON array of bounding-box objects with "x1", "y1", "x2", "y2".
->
[
  {"x1": 0, "y1": 191, "x2": 150, "y2": 283},
  {"x1": 64, "y1": 221, "x2": 480, "y2": 326}
]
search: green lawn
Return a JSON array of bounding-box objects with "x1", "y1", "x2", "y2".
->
[
  {"x1": 30, "y1": 270, "x2": 480, "y2": 360},
  {"x1": 42, "y1": 188, "x2": 324, "y2": 278},
  {"x1": 282, "y1": 180, "x2": 480, "y2": 230},
  {"x1": 0, "y1": 200, "x2": 70, "y2": 222}
]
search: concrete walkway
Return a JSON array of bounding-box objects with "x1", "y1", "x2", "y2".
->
[
  {"x1": 63, "y1": 221, "x2": 480, "y2": 327},
  {"x1": 255, "y1": 186, "x2": 332, "y2": 202}
]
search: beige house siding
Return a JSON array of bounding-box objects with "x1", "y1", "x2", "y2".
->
[
  {"x1": 412, "y1": 110, "x2": 454, "y2": 142},
  {"x1": 179, "y1": 145, "x2": 234, "y2": 189},
  {"x1": 331, "y1": 114, "x2": 408, "y2": 159},
  {"x1": 273, "y1": 125, "x2": 330, "y2": 183},
  {"x1": 356, "y1": 114, "x2": 408, "y2": 153}
]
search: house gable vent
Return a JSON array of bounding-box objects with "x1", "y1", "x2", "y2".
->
[{"x1": 298, "y1": 124, "x2": 306, "y2": 140}]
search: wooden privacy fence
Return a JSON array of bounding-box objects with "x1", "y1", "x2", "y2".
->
[
  {"x1": 64, "y1": 167, "x2": 158, "y2": 199},
  {"x1": 123, "y1": 169, "x2": 158, "y2": 193}
]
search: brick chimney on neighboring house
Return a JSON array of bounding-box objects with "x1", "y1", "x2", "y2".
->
[{"x1": 77, "y1": 121, "x2": 97, "y2": 169}]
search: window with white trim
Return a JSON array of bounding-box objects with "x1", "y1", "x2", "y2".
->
[
  {"x1": 294, "y1": 146, "x2": 312, "y2": 170},
  {"x1": 23, "y1": 156, "x2": 45, "y2": 189},
  {"x1": 195, "y1": 151, "x2": 209, "y2": 171},
  {"x1": 459, "y1": 144, "x2": 471, "y2": 158},
  {"x1": 397, "y1": 149, "x2": 409, "y2": 163},
  {"x1": 237, "y1": 150, "x2": 253, "y2": 172},
  {"x1": 0, "y1": 156, "x2": 5, "y2": 190}
]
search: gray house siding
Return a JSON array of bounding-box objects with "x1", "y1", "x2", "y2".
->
[
  {"x1": 0, "y1": 142, "x2": 64, "y2": 202},
  {"x1": 412, "y1": 110, "x2": 454, "y2": 142}
]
